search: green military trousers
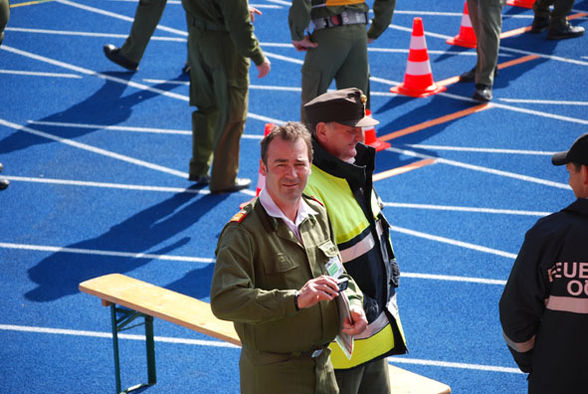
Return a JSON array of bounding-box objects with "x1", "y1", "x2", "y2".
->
[
  {"x1": 300, "y1": 23, "x2": 369, "y2": 122},
  {"x1": 240, "y1": 346, "x2": 339, "y2": 394},
  {"x1": 334, "y1": 357, "x2": 390, "y2": 394},
  {"x1": 533, "y1": 0, "x2": 576, "y2": 27},
  {"x1": 120, "y1": 0, "x2": 167, "y2": 64},
  {"x1": 187, "y1": 24, "x2": 249, "y2": 191},
  {"x1": 0, "y1": 0, "x2": 9, "y2": 46},
  {"x1": 467, "y1": 0, "x2": 505, "y2": 87}
]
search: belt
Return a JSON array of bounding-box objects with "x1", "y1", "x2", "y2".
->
[
  {"x1": 312, "y1": 10, "x2": 368, "y2": 31},
  {"x1": 190, "y1": 16, "x2": 227, "y2": 32}
]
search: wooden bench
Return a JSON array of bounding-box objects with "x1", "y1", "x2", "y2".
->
[{"x1": 80, "y1": 273, "x2": 450, "y2": 394}]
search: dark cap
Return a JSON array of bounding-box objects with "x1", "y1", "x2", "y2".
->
[
  {"x1": 304, "y1": 88, "x2": 379, "y2": 128},
  {"x1": 551, "y1": 133, "x2": 588, "y2": 166}
]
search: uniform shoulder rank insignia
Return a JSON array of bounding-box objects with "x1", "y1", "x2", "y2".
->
[
  {"x1": 230, "y1": 210, "x2": 248, "y2": 223},
  {"x1": 308, "y1": 195, "x2": 324, "y2": 207}
]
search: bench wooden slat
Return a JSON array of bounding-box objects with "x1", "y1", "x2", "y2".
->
[
  {"x1": 79, "y1": 273, "x2": 240, "y2": 346},
  {"x1": 80, "y1": 273, "x2": 450, "y2": 394},
  {"x1": 388, "y1": 364, "x2": 450, "y2": 394}
]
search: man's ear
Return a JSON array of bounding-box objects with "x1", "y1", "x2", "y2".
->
[
  {"x1": 315, "y1": 122, "x2": 328, "y2": 142},
  {"x1": 259, "y1": 159, "x2": 267, "y2": 177}
]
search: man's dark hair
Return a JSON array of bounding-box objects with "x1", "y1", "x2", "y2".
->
[{"x1": 260, "y1": 122, "x2": 313, "y2": 165}]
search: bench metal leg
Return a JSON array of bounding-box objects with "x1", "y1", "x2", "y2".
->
[{"x1": 109, "y1": 304, "x2": 157, "y2": 393}]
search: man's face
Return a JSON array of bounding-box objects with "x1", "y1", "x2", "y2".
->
[
  {"x1": 317, "y1": 122, "x2": 362, "y2": 162},
  {"x1": 567, "y1": 162, "x2": 588, "y2": 198},
  {"x1": 260, "y1": 137, "x2": 311, "y2": 206}
]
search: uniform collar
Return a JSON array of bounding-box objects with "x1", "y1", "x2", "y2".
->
[{"x1": 258, "y1": 188, "x2": 317, "y2": 227}]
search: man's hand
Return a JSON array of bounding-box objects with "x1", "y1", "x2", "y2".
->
[
  {"x1": 341, "y1": 305, "x2": 368, "y2": 336},
  {"x1": 296, "y1": 275, "x2": 339, "y2": 309},
  {"x1": 249, "y1": 6, "x2": 261, "y2": 23},
  {"x1": 292, "y1": 36, "x2": 318, "y2": 52},
  {"x1": 256, "y1": 58, "x2": 271, "y2": 78}
]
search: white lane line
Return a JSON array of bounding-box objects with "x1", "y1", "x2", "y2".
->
[
  {"x1": 5, "y1": 27, "x2": 186, "y2": 41},
  {"x1": 0, "y1": 45, "x2": 192, "y2": 101},
  {"x1": 263, "y1": 50, "x2": 304, "y2": 65},
  {"x1": 386, "y1": 145, "x2": 571, "y2": 190},
  {"x1": 27, "y1": 120, "x2": 265, "y2": 139},
  {"x1": 387, "y1": 22, "x2": 588, "y2": 67},
  {"x1": 0, "y1": 242, "x2": 215, "y2": 263},
  {"x1": 2, "y1": 175, "x2": 550, "y2": 218},
  {"x1": 368, "y1": 47, "x2": 481, "y2": 56},
  {"x1": 6, "y1": 118, "x2": 569, "y2": 191},
  {"x1": 3, "y1": 175, "x2": 209, "y2": 193},
  {"x1": 0, "y1": 69, "x2": 82, "y2": 78},
  {"x1": 389, "y1": 358, "x2": 523, "y2": 374},
  {"x1": 389, "y1": 225, "x2": 518, "y2": 259},
  {"x1": 267, "y1": 0, "x2": 291, "y2": 5},
  {"x1": 0, "y1": 238, "x2": 509, "y2": 284},
  {"x1": 498, "y1": 98, "x2": 588, "y2": 106},
  {"x1": 50, "y1": 0, "x2": 588, "y2": 68},
  {"x1": 0, "y1": 324, "x2": 238, "y2": 348},
  {"x1": 402, "y1": 272, "x2": 507, "y2": 286},
  {"x1": 109, "y1": 0, "x2": 282, "y2": 7},
  {"x1": 28, "y1": 120, "x2": 192, "y2": 135},
  {"x1": 0, "y1": 118, "x2": 189, "y2": 178},
  {"x1": 406, "y1": 144, "x2": 555, "y2": 156},
  {"x1": 56, "y1": 0, "x2": 188, "y2": 36},
  {"x1": 0, "y1": 323, "x2": 521, "y2": 373},
  {"x1": 0, "y1": 44, "x2": 283, "y2": 124},
  {"x1": 371, "y1": 75, "x2": 588, "y2": 126},
  {"x1": 383, "y1": 202, "x2": 550, "y2": 217}
]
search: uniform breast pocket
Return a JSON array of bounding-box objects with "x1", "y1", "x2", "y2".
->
[
  {"x1": 263, "y1": 253, "x2": 301, "y2": 289},
  {"x1": 318, "y1": 241, "x2": 344, "y2": 278}
]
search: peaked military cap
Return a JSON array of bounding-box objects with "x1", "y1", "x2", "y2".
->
[{"x1": 304, "y1": 88, "x2": 379, "y2": 128}]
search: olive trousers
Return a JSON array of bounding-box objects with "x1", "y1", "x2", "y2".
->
[
  {"x1": 187, "y1": 23, "x2": 249, "y2": 191},
  {"x1": 467, "y1": 0, "x2": 505, "y2": 87},
  {"x1": 300, "y1": 23, "x2": 369, "y2": 122},
  {"x1": 119, "y1": 0, "x2": 167, "y2": 64}
]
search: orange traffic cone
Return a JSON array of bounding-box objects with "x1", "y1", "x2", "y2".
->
[
  {"x1": 363, "y1": 110, "x2": 390, "y2": 152},
  {"x1": 390, "y1": 17, "x2": 446, "y2": 98},
  {"x1": 239, "y1": 123, "x2": 274, "y2": 209},
  {"x1": 506, "y1": 0, "x2": 535, "y2": 8},
  {"x1": 446, "y1": 1, "x2": 477, "y2": 48},
  {"x1": 256, "y1": 123, "x2": 275, "y2": 196}
]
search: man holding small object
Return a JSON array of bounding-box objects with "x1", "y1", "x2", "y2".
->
[{"x1": 211, "y1": 122, "x2": 367, "y2": 394}]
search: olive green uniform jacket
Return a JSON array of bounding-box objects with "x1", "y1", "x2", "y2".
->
[
  {"x1": 182, "y1": 0, "x2": 265, "y2": 191},
  {"x1": 288, "y1": 0, "x2": 396, "y2": 120},
  {"x1": 211, "y1": 195, "x2": 363, "y2": 394},
  {"x1": 0, "y1": 0, "x2": 9, "y2": 46}
]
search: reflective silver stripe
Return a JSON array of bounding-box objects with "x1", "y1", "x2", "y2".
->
[
  {"x1": 338, "y1": 220, "x2": 384, "y2": 263},
  {"x1": 354, "y1": 293, "x2": 397, "y2": 340},
  {"x1": 354, "y1": 308, "x2": 389, "y2": 340},
  {"x1": 546, "y1": 295, "x2": 588, "y2": 314},
  {"x1": 503, "y1": 331, "x2": 535, "y2": 353}
]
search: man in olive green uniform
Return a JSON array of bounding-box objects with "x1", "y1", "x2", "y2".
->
[
  {"x1": 1, "y1": 0, "x2": 9, "y2": 190},
  {"x1": 103, "y1": 0, "x2": 171, "y2": 71},
  {"x1": 289, "y1": 0, "x2": 396, "y2": 121},
  {"x1": 182, "y1": 0, "x2": 271, "y2": 193},
  {"x1": 0, "y1": 0, "x2": 9, "y2": 46},
  {"x1": 211, "y1": 122, "x2": 368, "y2": 393}
]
